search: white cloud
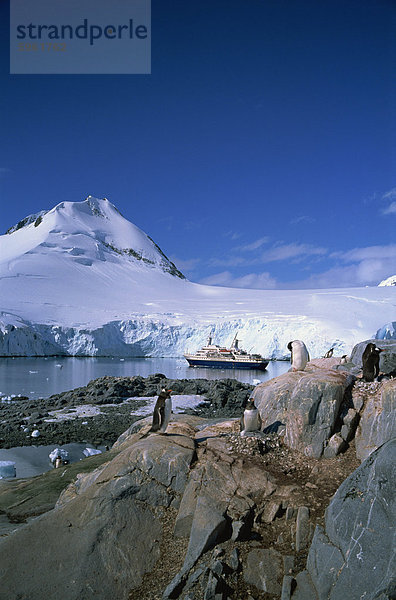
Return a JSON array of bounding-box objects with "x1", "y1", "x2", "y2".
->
[
  {"x1": 200, "y1": 270, "x2": 277, "y2": 289},
  {"x1": 382, "y1": 188, "x2": 396, "y2": 200},
  {"x1": 209, "y1": 256, "x2": 253, "y2": 268},
  {"x1": 223, "y1": 230, "x2": 242, "y2": 241},
  {"x1": 235, "y1": 237, "x2": 270, "y2": 252},
  {"x1": 289, "y1": 245, "x2": 396, "y2": 289},
  {"x1": 289, "y1": 215, "x2": 315, "y2": 225},
  {"x1": 260, "y1": 243, "x2": 327, "y2": 263},
  {"x1": 332, "y1": 244, "x2": 396, "y2": 262},
  {"x1": 382, "y1": 201, "x2": 396, "y2": 215},
  {"x1": 210, "y1": 241, "x2": 327, "y2": 268},
  {"x1": 201, "y1": 243, "x2": 395, "y2": 290},
  {"x1": 380, "y1": 187, "x2": 396, "y2": 215}
]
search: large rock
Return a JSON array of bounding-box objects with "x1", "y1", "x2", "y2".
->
[
  {"x1": 253, "y1": 368, "x2": 352, "y2": 458},
  {"x1": 243, "y1": 548, "x2": 283, "y2": 595},
  {"x1": 165, "y1": 434, "x2": 301, "y2": 598},
  {"x1": 292, "y1": 438, "x2": 396, "y2": 600},
  {"x1": 355, "y1": 379, "x2": 396, "y2": 461},
  {"x1": 0, "y1": 425, "x2": 196, "y2": 600},
  {"x1": 350, "y1": 339, "x2": 396, "y2": 374}
]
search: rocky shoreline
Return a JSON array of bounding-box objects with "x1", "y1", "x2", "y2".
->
[
  {"x1": 0, "y1": 373, "x2": 254, "y2": 449},
  {"x1": 0, "y1": 340, "x2": 395, "y2": 600}
]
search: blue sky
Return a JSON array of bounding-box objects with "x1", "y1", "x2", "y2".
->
[{"x1": 0, "y1": 0, "x2": 395, "y2": 289}]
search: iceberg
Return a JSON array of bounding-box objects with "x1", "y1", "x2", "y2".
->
[
  {"x1": 83, "y1": 448, "x2": 102, "y2": 457},
  {"x1": 375, "y1": 322, "x2": 396, "y2": 340},
  {"x1": 49, "y1": 448, "x2": 69, "y2": 463},
  {"x1": 0, "y1": 461, "x2": 16, "y2": 479}
]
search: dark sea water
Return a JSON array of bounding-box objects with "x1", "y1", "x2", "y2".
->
[{"x1": 0, "y1": 357, "x2": 291, "y2": 400}]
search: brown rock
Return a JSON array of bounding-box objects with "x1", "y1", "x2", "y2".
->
[{"x1": 253, "y1": 369, "x2": 352, "y2": 458}]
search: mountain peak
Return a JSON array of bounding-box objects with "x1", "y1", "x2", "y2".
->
[{"x1": 2, "y1": 196, "x2": 185, "y2": 280}]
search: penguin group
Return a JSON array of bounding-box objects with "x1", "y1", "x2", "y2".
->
[{"x1": 142, "y1": 340, "x2": 384, "y2": 444}]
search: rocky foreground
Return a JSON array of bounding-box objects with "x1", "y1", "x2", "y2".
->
[{"x1": 0, "y1": 340, "x2": 395, "y2": 600}]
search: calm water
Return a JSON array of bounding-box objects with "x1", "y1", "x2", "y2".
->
[
  {"x1": 0, "y1": 357, "x2": 290, "y2": 399},
  {"x1": 0, "y1": 443, "x2": 107, "y2": 478}
]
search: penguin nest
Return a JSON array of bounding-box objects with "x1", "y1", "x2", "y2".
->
[{"x1": 225, "y1": 432, "x2": 281, "y2": 456}]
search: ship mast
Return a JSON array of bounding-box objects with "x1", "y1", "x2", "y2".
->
[{"x1": 231, "y1": 333, "x2": 239, "y2": 349}]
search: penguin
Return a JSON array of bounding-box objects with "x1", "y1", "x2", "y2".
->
[
  {"x1": 340, "y1": 355, "x2": 348, "y2": 365},
  {"x1": 362, "y1": 343, "x2": 383, "y2": 382},
  {"x1": 240, "y1": 398, "x2": 262, "y2": 436},
  {"x1": 54, "y1": 456, "x2": 62, "y2": 469},
  {"x1": 324, "y1": 348, "x2": 334, "y2": 358},
  {"x1": 150, "y1": 388, "x2": 172, "y2": 434},
  {"x1": 287, "y1": 340, "x2": 310, "y2": 371}
]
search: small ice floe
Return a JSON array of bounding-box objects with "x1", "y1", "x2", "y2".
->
[
  {"x1": 120, "y1": 358, "x2": 125, "y2": 362},
  {"x1": 49, "y1": 448, "x2": 69, "y2": 467},
  {"x1": 0, "y1": 461, "x2": 16, "y2": 479},
  {"x1": 29, "y1": 371, "x2": 38, "y2": 374},
  {"x1": 83, "y1": 448, "x2": 102, "y2": 457},
  {"x1": 81, "y1": 421, "x2": 88, "y2": 425},
  {"x1": 55, "y1": 364, "x2": 62, "y2": 368},
  {"x1": 253, "y1": 379, "x2": 261, "y2": 386},
  {"x1": 23, "y1": 427, "x2": 30, "y2": 433},
  {"x1": 31, "y1": 429, "x2": 40, "y2": 438}
]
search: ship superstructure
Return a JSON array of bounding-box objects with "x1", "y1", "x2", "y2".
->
[{"x1": 184, "y1": 333, "x2": 268, "y2": 370}]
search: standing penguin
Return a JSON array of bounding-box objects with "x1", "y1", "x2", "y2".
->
[
  {"x1": 340, "y1": 355, "x2": 348, "y2": 365},
  {"x1": 362, "y1": 343, "x2": 383, "y2": 382},
  {"x1": 324, "y1": 348, "x2": 334, "y2": 358},
  {"x1": 150, "y1": 388, "x2": 173, "y2": 434},
  {"x1": 240, "y1": 398, "x2": 262, "y2": 436},
  {"x1": 287, "y1": 340, "x2": 310, "y2": 371}
]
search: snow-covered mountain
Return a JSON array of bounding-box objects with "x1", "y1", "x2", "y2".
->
[
  {"x1": 378, "y1": 275, "x2": 396, "y2": 287},
  {"x1": 1, "y1": 197, "x2": 395, "y2": 357}
]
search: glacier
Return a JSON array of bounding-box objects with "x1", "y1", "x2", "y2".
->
[{"x1": 0, "y1": 196, "x2": 395, "y2": 358}]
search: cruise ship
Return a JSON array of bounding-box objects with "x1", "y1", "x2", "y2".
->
[{"x1": 184, "y1": 334, "x2": 269, "y2": 370}]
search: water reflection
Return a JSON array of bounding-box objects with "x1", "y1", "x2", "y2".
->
[{"x1": 0, "y1": 357, "x2": 290, "y2": 399}]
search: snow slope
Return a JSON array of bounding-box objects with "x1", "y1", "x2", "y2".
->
[{"x1": 0, "y1": 197, "x2": 395, "y2": 357}]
